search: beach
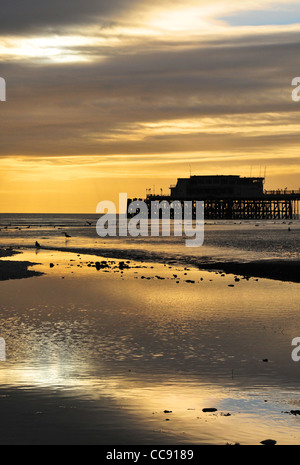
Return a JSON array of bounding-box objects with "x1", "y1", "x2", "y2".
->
[
  {"x1": 2, "y1": 0, "x2": 300, "y2": 448},
  {"x1": 0, "y1": 216, "x2": 300, "y2": 444}
]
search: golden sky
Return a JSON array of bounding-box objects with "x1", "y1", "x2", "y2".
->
[{"x1": 0, "y1": 0, "x2": 300, "y2": 212}]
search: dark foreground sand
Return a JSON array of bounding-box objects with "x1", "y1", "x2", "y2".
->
[
  {"x1": 196, "y1": 260, "x2": 300, "y2": 283},
  {"x1": 0, "y1": 248, "x2": 43, "y2": 281},
  {"x1": 0, "y1": 386, "x2": 173, "y2": 445}
]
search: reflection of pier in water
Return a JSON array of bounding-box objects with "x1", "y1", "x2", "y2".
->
[{"x1": 129, "y1": 176, "x2": 300, "y2": 219}]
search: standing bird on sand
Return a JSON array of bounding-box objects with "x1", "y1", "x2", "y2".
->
[
  {"x1": 64, "y1": 232, "x2": 71, "y2": 238},
  {"x1": 35, "y1": 241, "x2": 41, "y2": 248}
]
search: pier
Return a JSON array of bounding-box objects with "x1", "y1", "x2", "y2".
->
[{"x1": 130, "y1": 176, "x2": 300, "y2": 220}]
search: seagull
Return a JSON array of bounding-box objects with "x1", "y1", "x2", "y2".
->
[
  {"x1": 35, "y1": 241, "x2": 41, "y2": 248},
  {"x1": 64, "y1": 232, "x2": 71, "y2": 238},
  {"x1": 86, "y1": 221, "x2": 92, "y2": 226}
]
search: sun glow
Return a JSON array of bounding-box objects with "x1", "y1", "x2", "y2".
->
[{"x1": 0, "y1": 35, "x2": 101, "y2": 63}]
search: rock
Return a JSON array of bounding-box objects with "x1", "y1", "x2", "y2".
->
[{"x1": 260, "y1": 439, "x2": 277, "y2": 446}]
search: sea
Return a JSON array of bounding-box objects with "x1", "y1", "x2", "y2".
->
[{"x1": 0, "y1": 213, "x2": 299, "y2": 265}]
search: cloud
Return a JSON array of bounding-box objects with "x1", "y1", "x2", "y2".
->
[
  {"x1": 0, "y1": 28, "x2": 299, "y2": 158},
  {"x1": 0, "y1": 0, "x2": 141, "y2": 34},
  {"x1": 1, "y1": 0, "x2": 299, "y2": 35},
  {"x1": 1, "y1": 0, "x2": 300, "y2": 203}
]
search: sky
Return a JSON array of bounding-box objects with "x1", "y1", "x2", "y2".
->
[{"x1": 0, "y1": 0, "x2": 300, "y2": 212}]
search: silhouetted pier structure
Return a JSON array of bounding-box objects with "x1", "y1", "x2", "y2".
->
[{"x1": 129, "y1": 176, "x2": 300, "y2": 220}]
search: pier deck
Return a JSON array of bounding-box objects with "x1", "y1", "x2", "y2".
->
[{"x1": 140, "y1": 190, "x2": 300, "y2": 219}]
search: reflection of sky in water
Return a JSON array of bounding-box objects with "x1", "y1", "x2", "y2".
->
[{"x1": 0, "y1": 250, "x2": 300, "y2": 443}]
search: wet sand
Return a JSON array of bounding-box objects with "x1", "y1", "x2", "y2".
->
[
  {"x1": 0, "y1": 385, "x2": 176, "y2": 445},
  {"x1": 0, "y1": 248, "x2": 43, "y2": 281},
  {"x1": 0, "y1": 248, "x2": 300, "y2": 444},
  {"x1": 0, "y1": 259, "x2": 43, "y2": 281},
  {"x1": 2, "y1": 246, "x2": 299, "y2": 284},
  {"x1": 196, "y1": 260, "x2": 300, "y2": 283}
]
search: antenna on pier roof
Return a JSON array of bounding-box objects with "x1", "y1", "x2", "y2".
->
[{"x1": 263, "y1": 166, "x2": 267, "y2": 184}]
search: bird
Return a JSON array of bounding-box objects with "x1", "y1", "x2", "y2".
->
[
  {"x1": 35, "y1": 241, "x2": 41, "y2": 248},
  {"x1": 86, "y1": 221, "x2": 92, "y2": 226},
  {"x1": 64, "y1": 232, "x2": 71, "y2": 238}
]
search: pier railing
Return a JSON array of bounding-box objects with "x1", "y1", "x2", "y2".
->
[{"x1": 264, "y1": 189, "x2": 300, "y2": 195}]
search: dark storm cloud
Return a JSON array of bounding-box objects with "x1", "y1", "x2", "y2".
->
[
  {"x1": 3, "y1": 36, "x2": 298, "y2": 97},
  {"x1": 0, "y1": 28, "x2": 299, "y2": 157},
  {"x1": 0, "y1": 0, "x2": 139, "y2": 33}
]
